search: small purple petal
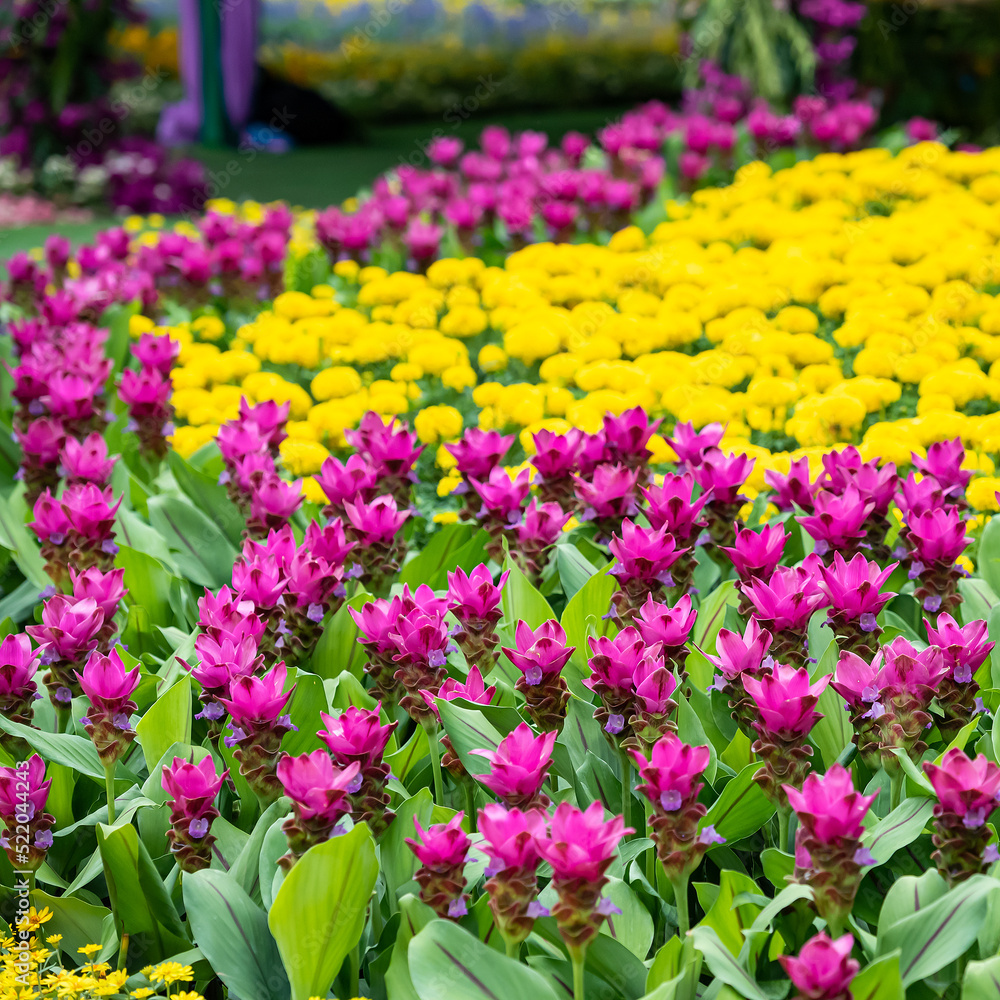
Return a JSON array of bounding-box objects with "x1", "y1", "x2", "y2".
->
[
  {"x1": 964, "y1": 806, "x2": 988, "y2": 829},
  {"x1": 347, "y1": 772, "x2": 363, "y2": 794},
  {"x1": 447, "y1": 898, "x2": 468, "y2": 918},
  {"x1": 954, "y1": 664, "x2": 973, "y2": 684},
  {"x1": 306, "y1": 603, "x2": 325, "y2": 623},
  {"x1": 595, "y1": 896, "x2": 622, "y2": 916},
  {"x1": 55, "y1": 686, "x2": 73, "y2": 704},
  {"x1": 698, "y1": 824, "x2": 725, "y2": 846},
  {"x1": 983, "y1": 843, "x2": 1000, "y2": 864},
  {"x1": 605, "y1": 713, "x2": 625, "y2": 735},
  {"x1": 660, "y1": 789, "x2": 682, "y2": 812},
  {"x1": 908, "y1": 561, "x2": 925, "y2": 580},
  {"x1": 526, "y1": 901, "x2": 550, "y2": 918},
  {"x1": 196, "y1": 701, "x2": 225, "y2": 721},
  {"x1": 101, "y1": 539, "x2": 119, "y2": 556},
  {"x1": 524, "y1": 665, "x2": 543, "y2": 686},
  {"x1": 923, "y1": 594, "x2": 942, "y2": 612},
  {"x1": 188, "y1": 818, "x2": 210, "y2": 839},
  {"x1": 34, "y1": 829, "x2": 53, "y2": 849},
  {"x1": 853, "y1": 847, "x2": 877, "y2": 867},
  {"x1": 428, "y1": 649, "x2": 447, "y2": 668},
  {"x1": 859, "y1": 613, "x2": 878, "y2": 633}
]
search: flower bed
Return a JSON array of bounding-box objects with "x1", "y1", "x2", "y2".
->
[{"x1": 5, "y1": 138, "x2": 1000, "y2": 1000}]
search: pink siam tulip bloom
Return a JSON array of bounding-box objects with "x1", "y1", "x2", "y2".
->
[
  {"x1": 818, "y1": 552, "x2": 897, "y2": 655},
  {"x1": 692, "y1": 448, "x2": 755, "y2": 548},
  {"x1": 239, "y1": 398, "x2": 290, "y2": 452},
  {"x1": 633, "y1": 734, "x2": 717, "y2": 882},
  {"x1": 601, "y1": 406, "x2": 662, "y2": 472},
  {"x1": 27, "y1": 594, "x2": 104, "y2": 718},
  {"x1": 29, "y1": 487, "x2": 72, "y2": 584},
  {"x1": 924, "y1": 613, "x2": 993, "y2": 730},
  {"x1": 188, "y1": 633, "x2": 263, "y2": 720},
  {"x1": 304, "y1": 518, "x2": 355, "y2": 570},
  {"x1": 423, "y1": 665, "x2": 498, "y2": 778},
  {"x1": 740, "y1": 559, "x2": 827, "y2": 665},
  {"x1": 119, "y1": 367, "x2": 173, "y2": 459},
  {"x1": 220, "y1": 662, "x2": 296, "y2": 803},
  {"x1": 924, "y1": 748, "x2": 1000, "y2": 883},
  {"x1": 501, "y1": 620, "x2": 574, "y2": 732},
  {"x1": 744, "y1": 664, "x2": 828, "y2": 802},
  {"x1": 446, "y1": 429, "x2": 514, "y2": 487},
  {"x1": 471, "y1": 467, "x2": 531, "y2": 525},
  {"x1": 246, "y1": 474, "x2": 303, "y2": 536},
  {"x1": 513, "y1": 499, "x2": 571, "y2": 583},
  {"x1": 133, "y1": 331, "x2": 181, "y2": 376},
  {"x1": 447, "y1": 564, "x2": 508, "y2": 668},
  {"x1": 16, "y1": 417, "x2": 65, "y2": 503},
  {"x1": 573, "y1": 462, "x2": 641, "y2": 539},
  {"x1": 531, "y1": 428, "x2": 588, "y2": 508},
  {"x1": 634, "y1": 593, "x2": 697, "y2": 667},
  {"x1": 478, "y1": 804, "x2": 548, "y2": 945},
  {"x1": 0, "y1": 755, "x2": 54, "y2": 872},
  {"x1": 779, "y1": 933, "x2": 859, "y2": 1000},
  {"x1": 344, "y1": 494, "x2": 411, "y2": 591},
  {"x1": 314, "y1": 454, "x2": 378, "y2": 516},
  {"x1": 0, "y1": 634, "x2": 40, "y2": 731},
  {"x1": 586, "y1": 626, "x2": 652, "y2": 720},
  {"x1": 786, "y1": 765, "x2": 877, "y2": 931},
  {"x1": 706, "y1": 618, "x2": 773, "y2": 684},
  {"x1": 60, "y1": 432, "x2": 116, "y2": 485},
  {"x1": 816, "y1": 447, "x2": 897, "y2": 518},
  {"x1": 765, "y1": 456, "x2": 816, "y2": 512},
  {"x1": 277, "y1": 751, "x2": 360, "y2": 866},
  {"x1": 904, "y1": 506, "x2": 969, "y2": 617},
  {"x1": 470, "y1": 723, "x2": 557, "y2": 810},
  {"x1": 319, "y1": 703, "x2": 397, "y2": 835},
  {"x1": 895, "y1": 471, "x2": 947, "y2": 519},
  {"x1": 60, "y1": 483, "x2": 122, "y2": 569},
  {"x1": 721, "y1": 524, "x2": 787, "y2": 585},
  {"x1": 70, "y1": 566, "x2": 126, "y2": 647},
  {"x1": 642, "y1": 473, "x2": 708, "y2": 542},
  {"x1": 912, "y1": 438, "x2": 970, "y2": 499},
  {"x1": 536, "y1": 801, "x2": 632, "y2": 960},
  {"x1": 77, "y1": 647, "x2": 141, "y2": 763},
  {"x1": 406, "y1": 814, "x2": 471, "y2": 918},
  {"x1": 232, "y1": 548, "x2": 288, "y2": 611},
  {"x1": 345, "y1": 412, "x2": 424, "y2": 505},
  {"x1": 162, "y1": 755, "x2": 228, "y2": 872},
  {"x1": 797, "y1": 486, "x2": 873, "y2": 558},
  {"x1": 197, "y1": 585, "x2": 267, "y2": 646},
  {"x1": 608, "y1": 519, "x2": 684, "y2": 625}
]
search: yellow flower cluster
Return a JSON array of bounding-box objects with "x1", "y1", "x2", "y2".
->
[{"x1": 163, "y1": 143, "x2": 1000, "y2": 510}]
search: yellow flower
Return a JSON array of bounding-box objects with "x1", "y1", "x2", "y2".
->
[
  {"x1": 149, "y1": 962, "x2": 195, "y2": 985},
  {"x1": 129, "y1": 314, "x2": 155, "y2": 338},
  {"x1": 441, "y1": 365, "x2": 477, "y2": 392},
  {"x1": 131, "y1": 989, "x2": 156, "y2": 999},
  {"x1": 312, "y1": 366, "x2": 363, "y2": 401},
  {"x1": 78, "y1": 944, "x2": 102, "y2": 957},
  {"x1": 391, "y1": 362, "x2": 424, "y2": 382},
  {"x1": 478, "y1": 344, "x2": 508, "y2": 373},
  {"x1": 966, "y1": 477, "x2": 1000, "y2": 512},
  {"x1": 433, "y1": 511, "x2": 460, "y2": 524},
  {"x1": 414, "y1": 405, "x2": 464, "y2": 444},
  {"x1": 280, "y1": 439, "x2": 330, "y2": 476}
]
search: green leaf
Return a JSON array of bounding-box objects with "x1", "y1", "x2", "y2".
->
[
  {"x1": 877, "y1": 875, "x2": 1000, "y2": 986},
  {"x1": 600, "y1": 877, "x2": 654, "y2": 959},
  {"x1": 976, "y1": 515, "x2": 1000, "y2": 598},
  {"x1": 702, "y1": 762, "x2": 774, "y2": 846},
  {"x1": 310, "y1": 592, "x2": 373, "y2": 681},
  {"x1": 134, "y1": 676, "x2": 192, "y2": 773},
  {"x1": 850, "y1": 952, "x2": 904, "y2": 1000},
  {"x1": 34, "y1": 888, "x2": 111, "y2": 960},
  {"x1": 501, "y1": 553, "x2": 555, "y2": 630},
  {"x1": 696, "y1": 870, "x2": 763, "y2": 956},
  {"x1": 557, "y1": 545, "x2": 605, "y2": 600},
  {"x1": 958, "y1": 578, "x2": 998, "y2": 626},
  {"x1": 438, "y1": 699, "x2": 503, "y2": 778},
  {"x1": 561, "y1": 567, "x2": 618, "y2": 679},
  {"x1": 268, "y1": 823, "x2": 379, "y2": 1000},
  {"x1": 282, "y1": 670, "x2": 328, "y2": 757},
  {"x1": 963, "y1": 954, "x2": 1000, "y2": 1000},
  {"x1": 385, "y1": 723, "x2": 428, "y2": 781},
  {"x1": 689, "y1": 925, "x2": 768, "y2": 1000},
  {"x1": 168, "y1": 450, "x2": 245, "y2": 547},
  {"x1": 116, "y1": 544, "x2": 174, "y2": 625},
  {"x1": 408, "y1": 920, "x2": 561, "y2": 1000},
  {"x1": 381, "y1": 789, "x2": 435, "y2": 905},
  {"x1": 96, "y1": 822, "x2": 191, "y2": 964},
  {"x1": 646, "y1": 936, "x2": 683, "y2": 993},
  {"x1": 876, "y1": 870, "x2": 948, "y2": 933},
  {"x1": 0, "y1": 491, "x2": 49, "y2": 587},
  {"x1": 229, "y1": 799, "x2": 287, "y2": 904},
  {"x1": 183, "y1": 869, "x2": 290, "y2": 1000},
  {"x1": 862, "y1": 797, "x2": 933, "y2": 866},
  {"x1": 148, "y1": 494, "x2": 238, "y2": 588},
  {"x1": 398, "y1": 523, "x2": 480, "y2": 589}
]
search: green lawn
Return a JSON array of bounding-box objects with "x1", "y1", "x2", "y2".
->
[{"x1": 0, "y1": 104, "x2": 631, "y2": 267}]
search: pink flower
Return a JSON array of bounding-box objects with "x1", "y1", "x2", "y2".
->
[
  {"x1": 239, "y1": 398, "x2": 290, "y2": 450},
  {"x1": 70, "y1": 566, "x2": 126, "y2": 621},
  {"x1": 406, "y1": 814, "x2": 471, "y2": 870},
  {"x1": 692, "y1": 449, "x2": 755, "y2": 505},
  {"x1": 133, "y1": 332, "x2": 180, "y2": 376},
  {"x1": 77, "y1": 647, "x2": 140, "y2": 717},
  {"x1": 501, "y1": 620, "x2": 574, "y2": 684},
  {"x1": 516, "y1": 499, "x2": 571, "y2": 550},
  {"x1": 632, "y1": 733, "x2": 710, "y2": 811},
  {"x1": 188, "y1": 634, "x2": 262, "y2": 697},
  {"x1": 743, "y1": 664, "x2": 828, "y2": 740},
  {"x1": 27, "y1": 595, "x2": 104, "y2": 662},
  {"x1": 0, "y1": 634, "x2": 39, "y2": 710},
  {"x1": 448, "y1": 565, "x2": 508, "y2": 624},
  {"x1": 705, "y1": 619, "x2": 773, "y2": 681},
  {"x1": 351, "y1": 595, "x2": 407, "y2": 656},
  {"x1": 536, "y1": 801, "x2": 631, "y2": 882},
  {"x1": 61, "y1": 483, "x2": 122, "y2": 543},
  {"x1": 471, "y1": 723, "x2": 557, "y2": 807},
  {"x1": 276, "y1": 751, "x2": 360, "y2": 825},
  {"x1": 905, "y1": 507, "x2": 969, "y2": 567},
  {"x1": 924, "y1": 748, "x2": 1000, "y2": 827},
  {"x1": 531, "y1": 428, "x2": 588, "y2": 480},
  {"x1": 445, "y1": 429, "x2": 514, "y2": 481},
  {"x1": 344, "y1": 494, "x2": 410, "y2": 546},
  {"x1": 315, "y1": 454, "x2": 377, "y2": 509},
  {"x1": 28, "y1": 489, "x2": 70, "y2": 543},
  {"x1": 912, "y1": 438, "x2": 970, "y2": 497},
  {"x1": 220, "y1": 662, "x2": 293, "y2": 731},
  {"x1": 924, "y1": 613, "x2": 993, "y2": 683},
  {"x1": 608, "y1": 520, "x2": 682, "y2": 585},
  {"x1": 818, "y1": 552, "x2": 897, "y2": 625},
  {"x1": 797, "y1": 487, "x2": 873, "y2": 554},
  {"x1": 642, "y1": 473, "x2": 708, "y2": 539},
  {"x1": 573, "y1": 463, "x2": 641, "y2": 520},
  {"x1": 60, "y1": 433, "x2": 116, "y2": 484},
  {"x1": 319, "y1": 703, "x2": 397, "y2": 769},
  {"x1": 431, "y1": 665, "x2": 497, "y2": 709},
  {"x1": 586, "y1": 627, "x2": 651, "y2": 701},
  {"x1": 471, "y1": 467, "x2": 531, "y2": 522},
  {"x1": 478, "y1": 803, "x2": 546, "y2": 871},
  {"x1": 390, "y1": 609, "x2": 452, "y2": 669},
  {"x1": 345, "y1": 412, "x2": 424, "y2": 481},
  {"x1": 248, "y1": 474, "x2": 303, "y2": 531},
  {"x1": 785, "y1": 765, "x2": 875, "y2": 845},
  {"x1": 721, "y1": 524, "x2": 787, "y2": 582},
  {"x1": 162, "y1": 755, "x2": 227, "y2": 815},
  {"x1": 601, "y1": 406, "x2": 661, "y2": 466},
  {"x1": 779, "y1": 933, "x2": 859, "y2": 1000},
  {"x1": 634, "y1": 594, "x2": 697, "y2": 652},
  {"x1": 765, "y1": 457, "x2": 815, "y2": 512},
  {"x1": 741, "y1": 563, "x2": 827, "y2": 633}
]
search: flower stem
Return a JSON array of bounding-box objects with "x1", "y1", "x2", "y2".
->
[
  {"x1": 505, "y1": 937, "x2": 519, "y2": 960},
  {"x1": 778, "y1": 804, "x2": 791, "y2": 854},
  {"x1": 619, "y1": 749, "x2": 632, "y2": 834},
  {"x1": 348, "y1": 943, "x2": 360, "y2": 998},
  {"x1": 104, "y1": 762, "x2": 117, "y2": 824},
  {"x1": 426, "y1": 724, "x2": 445, "y2": 805},
  {"x1": 572, "y1": 950, "x2": 586, "y2": 1000},
  {"x1": 465, "y1": 781, "x2": 477, "y2": 832},
  {"x1": 670, "y1": 875, "x2": 690, "y2": 937},
  {"x1": 889, "y1": 768, "x2": 904, "y2": 812}
]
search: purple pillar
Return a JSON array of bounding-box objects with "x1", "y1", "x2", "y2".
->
[
  {"x1": 221, "y1": 0, "x2": 259, "y2": 135},
  {"x1": 156, "y1": 0, "x2": 203, "y2": 147}
]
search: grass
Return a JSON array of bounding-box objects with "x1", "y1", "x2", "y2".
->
[{"x1": 0, "y1": 104, "x2": 632, "y2": 268}]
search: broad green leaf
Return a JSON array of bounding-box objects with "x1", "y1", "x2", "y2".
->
[
  {"x1": 386, "y1": 894, "x2": 437, "y2": 1000},
  {"x1": 116, "y1": 544, "x2": 173, "y2": 625},
  {"x1": 408, "y1": 920, "x2": 561, "y2": 1000},
  {"x1": 500, "y1": 553, "x2": 555, "y2": 630},
  {"x1": 692, "y1": 580, "x2": 739, "y2": 654},
  {"x1": 963, "y1": 954, "x2": 1000, "y2": 1000},
  {"x1": 381, "y1": 789, "x2": 435, "y2": 905},
  {"x1": 282, "y1": 671, "x2": 328, "y2": 757},
  {"x1": 748, "y1": 884, "x2": 812, "y2": 934},
  {"x1": 398, "y1": 523, "x2": 478, "y2": 589},
  {"x1": 702, "y1": 762, "x2": 774, "y2": 847},
  {"x1": 646, "y1": 936, "x2": 683, "y2": 993},
  {"x1": 689, "y1": 925, "x2": 768, "y2": 1000},
  {"x1": 958, "y1": 578, "x2": 998, "y2": 627},
  {"x1": 676, "y1": 693, "x2": 717, "y2": 784},
  {"x1": 862, "y1": 797, "x2": 933, "y2": 866},
  {"x1": 310, "y1": 592, "x2": 373, "y2": 681},
  {"x1": 135, "y1": 675, "x2": 192, "y2": 772},
  {"x1": 438, "y1": 699, "x2": 503, "y2": 778},
  {"x1": 183, "y1": 869, "x2": 290, "y2": 1000},
  {"x1": 850, "y1": 952, "x2": 904, "y2": 1000},
  {"x1": 96, "y1": 822, "x2": 190, "y2": 964},
  {"x1": 878, "y1": 874, "x2": 999, "y2": 986},
  {"x1": 148, "y1": 494, "x2": 238, "y2": 588},
  {"x1": 600, "y1": 877, "x2": 654, "y2": 959},
  {"x1": 696, "y1": 870, "x2": 762, "y2": 956},
  {"x1": 229, "y1": 799, "x2": 287, "y2": 905},
  {"x1": 0, "y1": 490, "x2": 50, "y2": 587},
  {"x1": 268, "y1": 823, "x2": 379, "y2": 1000},
  {"x1": 168, "y1": 450, "x2": 245, "y2": 547},
  {"x1": 876, "y1": 870, "x2": 948, "y2": 935},
  {"x1": 976, "y1": 515, "x2": 1000, "y2": 599},
  {"x1": 385, "y1": 725, "x2": 429, "y2": 781},
  {"x1": 562, "y1": 566, "x2": 617, "y2": 679},
  {"x1": 34, "y1": 889, "x2": 111, "y2": 960},
  {"x1": 557, "y1": 544, "x2": 604, "y2": 601}
]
